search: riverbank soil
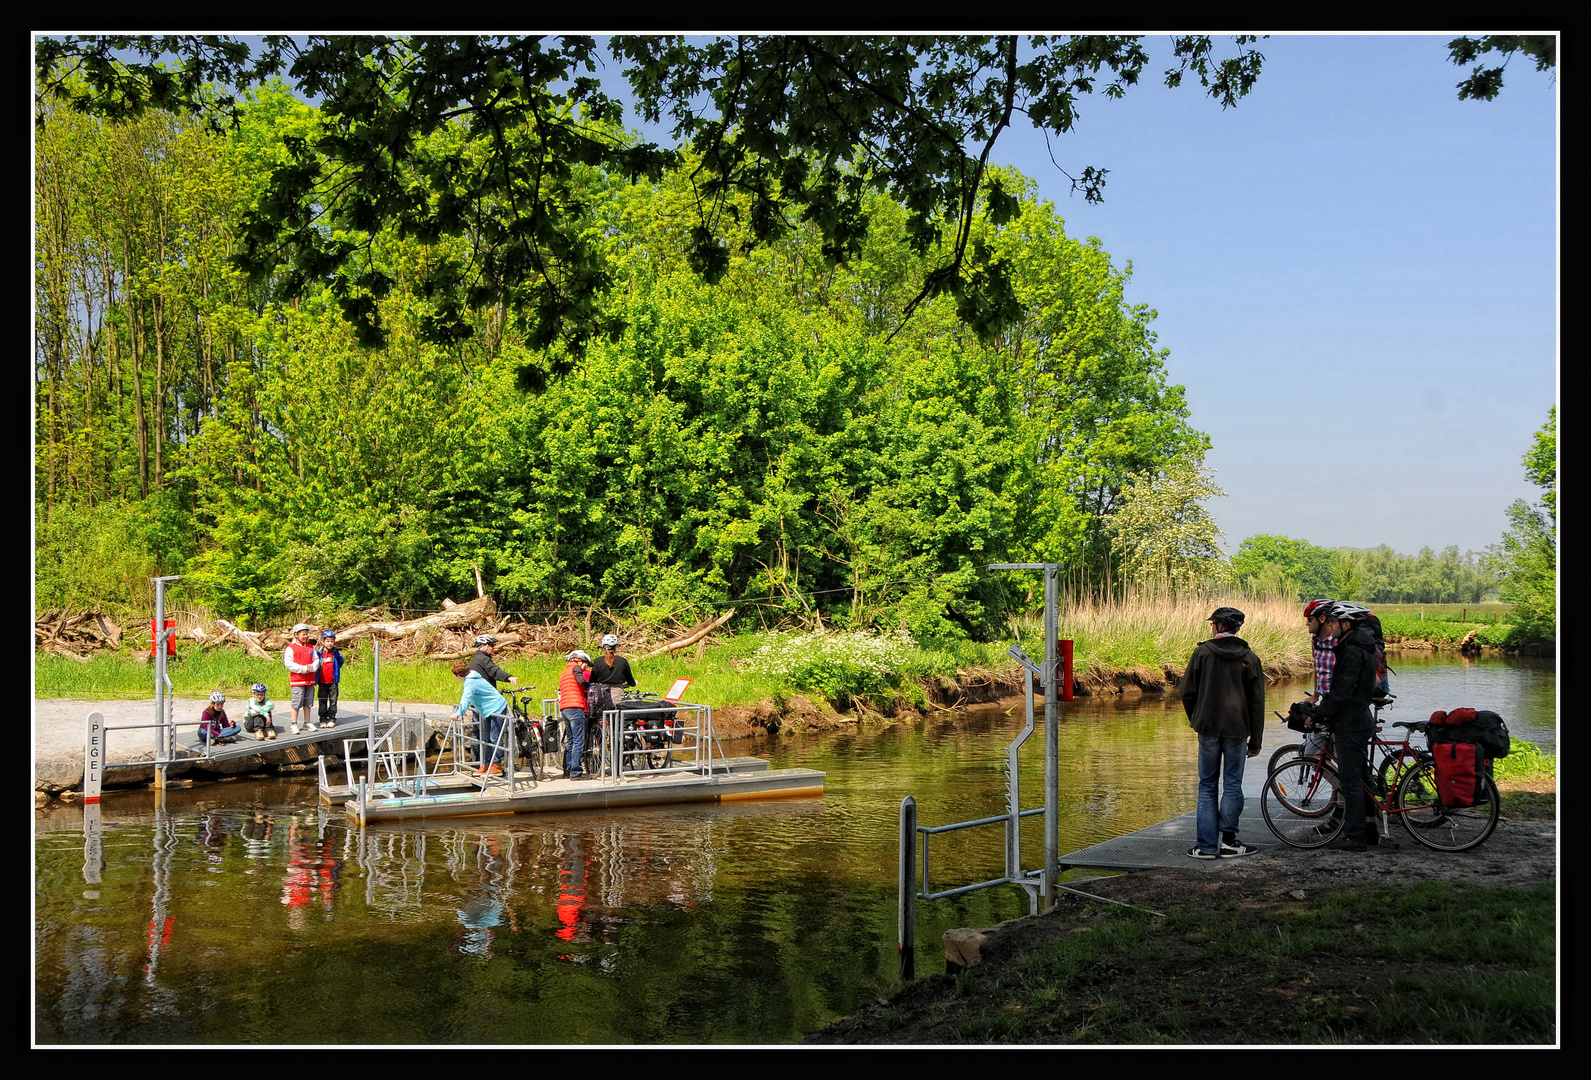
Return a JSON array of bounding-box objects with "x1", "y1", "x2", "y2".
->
[{"x1": 808, "y1": 794, "x2": 1557, "y2": 1046}]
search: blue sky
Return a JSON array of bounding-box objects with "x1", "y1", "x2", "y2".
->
[{"x1": 978, "y1": 34, "x2": 1557, "y2": 555}]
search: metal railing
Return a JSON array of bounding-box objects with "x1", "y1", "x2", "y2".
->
[
  {"x1": 542, "y1": 696, "x2": 722, "y2": 783},
  {"x1": 896, "y1": 562, "x2": 1070, "y2": 981}
]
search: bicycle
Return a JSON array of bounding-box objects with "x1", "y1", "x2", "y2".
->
[
  {"x1": 1262, "y1": 719, "x2": 1499, "y2": 852},
  {"x1": 1268, "y1": 696, "x2": 1428, "y2": 796},
  {"x1": 502, "y1": 687, "x2": 547, "y2": 782},
  {"x1": 616, "y1": 691, "x2": 675, "y2": 773}
]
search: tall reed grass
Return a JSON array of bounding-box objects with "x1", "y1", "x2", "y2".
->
[{"x1": 1007, "y1": 593, "x2": 1312, "y2": 680}]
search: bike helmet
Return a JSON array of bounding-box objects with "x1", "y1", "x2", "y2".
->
[
  {"x1": 474, "y1": 635, "x2": 497, "y2": 647},
  {"x1": 291, "y1": 623, "x2": 311, "y2": 633},
  {"x1": 1206, "y1": 606, "x2": 1246, "y2": 629},
  {"x1": 209, "y1": 691, "x2": 226, "y2": 704},
  {"x1": 1328, "y1": 601, "x2": 1370, "y2": 622},
  {"x1": 567, "y1": 649, "x2": 592, "y2": 663},
  {"x1": 1302, "y1": 598, "x2": 1336, "y2": 619},
  {"x1": 250, "y1": 683, "x2": 268, "y2": 694},
  {"x1": 321, "y1": 630, "x2": 336, "y2": 640},
  {"x1": 601, "y1": 634, "x2": 619, "y2": 648}
]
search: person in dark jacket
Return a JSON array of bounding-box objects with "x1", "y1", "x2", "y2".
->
[
  {"x1": 588, "y1": 634, "x2": 637, "y2": 688},
  {"x1": 1181, "y1": 606, "x2": 1266, "y2": 859},
  {"x1": 468, "y1": 635, "x2": 519, "y2": 688},
  {"x1": 1314, "y1": 601, "x2": 1392, "y2": 850}
]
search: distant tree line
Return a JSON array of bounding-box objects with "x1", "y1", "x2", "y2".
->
[{"x1": 1230, "y1": 535, "x2": 1497, "y2": 606}]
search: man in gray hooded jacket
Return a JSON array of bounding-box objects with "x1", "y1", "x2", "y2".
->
[{"x1": 1181, "y1": 606, "x2": 1266, "y2": 859}]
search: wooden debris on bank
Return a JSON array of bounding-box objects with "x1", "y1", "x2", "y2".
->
[
  {"x1": 34, "y1": 609, "x2": 122, "y2": 660},
  {"x1": 639, "y1": 608, "x2": 736, "y2": 660},
  {"x1": 36, "y1": 593, "x2": 738, "y2": 663}
]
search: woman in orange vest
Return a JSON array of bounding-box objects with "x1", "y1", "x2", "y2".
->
[{"x1": 559, "y1": 649, "x2": 594, "y2": 780}]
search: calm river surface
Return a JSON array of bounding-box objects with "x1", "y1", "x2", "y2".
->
[{"x1": 34, "y1": 654, "x2": 1554, "y2": 1044}]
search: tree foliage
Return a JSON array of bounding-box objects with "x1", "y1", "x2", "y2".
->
[
  {"x1": 36, "y1": 34, "x2": 1267, "y2": 354},
  {"x1": 1108, "y1": 459, "x2": 1227, "y2": 597},
  {"x1": 34, "y1": 87, "x2": 1208, "y2": 635},
  {"x1": 1488, "y1": 408, "x2": 1556, "y2": 642},
  {"x1": 1231, "y1": 534, "x2": 1495, "y2": 605},
  {"x1": 1447, "y1": 35, "x2": 1557, "y2": 101}
]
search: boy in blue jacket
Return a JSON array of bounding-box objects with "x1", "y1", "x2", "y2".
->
[{"x1": 315, "y1": 630, "x2": 345, "y2": 729}]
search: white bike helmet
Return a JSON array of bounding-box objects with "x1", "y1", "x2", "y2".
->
[
  {"x1": 209, "y1": 691, "x2": 226, "y2": 704},
  {"x1": 600, "y1": 634, "x2": 619, "y2": 648},
  {"x1": 475, "y1": 634, "x2": 497, "y2": 647},
  {"x1": 568, "y1": 649, "x2": 592, "y2": 663}
]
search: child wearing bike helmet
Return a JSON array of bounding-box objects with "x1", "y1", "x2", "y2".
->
[
  {"x1": 243, "y1": 683, "x2": 279, "y2": 741},
  {"x1": 199, "y1": 691, "x2": 242, "y2": 747}
]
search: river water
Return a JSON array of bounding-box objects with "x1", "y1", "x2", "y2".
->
[{"x1": 34, "y1": 654, "x2": 1554, "y2": 1045}]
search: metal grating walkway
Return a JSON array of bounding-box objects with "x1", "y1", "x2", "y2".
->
[{"x1": 1057, "y1": 803, "x2": 1273, "y2": 871}]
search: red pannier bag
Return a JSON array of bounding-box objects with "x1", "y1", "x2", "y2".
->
[{"x1": 1432, "y1": 741, "x2": 1482, "y2": 808}]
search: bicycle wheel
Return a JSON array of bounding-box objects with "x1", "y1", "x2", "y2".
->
[
  {"x1": 1262, "y1": 759, "x2": 1345, "y2": 848},
  {"x1": 523, "y1": 739, "x2": 545, "y2": 783},
  {"x1": 1268, "y1": 742, "x2": 1305, "y2": 776},
  {"x1": 1376, "y1": 747, "x2": 1424, "y2": 796},
  {"x1": 1395, "y1": 760, "x2": 1499, "y2": 852}
]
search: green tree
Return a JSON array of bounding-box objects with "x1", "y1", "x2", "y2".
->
[
  {"x1": 1489, "y1": 408, "x2": 1555, "y2": 642},
  {"x1": 1108, "y1": 459, "x2": 1227, "y2": 598},
  {"x1": 1229, "y1": 534, "x2": 1335, "y2": 600}
]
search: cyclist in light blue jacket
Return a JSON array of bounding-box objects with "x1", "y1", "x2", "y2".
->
[{"x1": 452, "y1": 660, "x2": 511, "y2": 775}]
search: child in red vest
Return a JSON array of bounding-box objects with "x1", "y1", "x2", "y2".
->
[{"x1": 315, "y1": 630, "x2": 345, "y2": 729}]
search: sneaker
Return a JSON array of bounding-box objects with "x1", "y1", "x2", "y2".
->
[
  {"x1": 304, "y1": 722, "x2": 318, "y2": 731},
  {"x1": 320, "y1": 719, "x2": 334, "y2": 729},
  {"x1": 266, "y1": 729, "x2": 277, "y2": 740},
  {"x1": 254, "y1": 730, "x2": 266, "y2": 741},
  {"x1": 1220, "y1": 839, "x2": 1259, "y2": 858},
  {"x1": 1186, "y1": 846, "x2": 1219, "y2": 860},
  {"x1": 290, "y1": 724, "x2": 300, "y2": 735}
]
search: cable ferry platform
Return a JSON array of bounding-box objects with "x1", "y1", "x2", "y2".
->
[
  {"x1": 331, "y1": 757, "x2": 826, "y2": 823},
  {"x1": 312, "y1": 697, "x2": 824, "y2": 825}
]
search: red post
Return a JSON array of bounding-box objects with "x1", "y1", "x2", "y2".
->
[
  {"x1": 149, "y1": 618, "x2": 176, "y2": 658},
  {"x1": 1060, "y1": 639, "x2": 1074, "y2": 702}
]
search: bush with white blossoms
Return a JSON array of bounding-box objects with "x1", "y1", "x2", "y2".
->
[{"x1": 741, "y1": 629, "x2": 918, "y2": 706}]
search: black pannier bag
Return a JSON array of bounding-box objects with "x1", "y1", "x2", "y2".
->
[
  {"x1": 1427, "y1": 707, "x2": 1511, "y2": 760},
  {"x1": 616, "y1": 696, "x2": 678, "y2": 750}
]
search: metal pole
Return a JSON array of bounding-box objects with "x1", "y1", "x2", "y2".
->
[
  {"x1": 151, "y1": 576, "x2": 180, "y2": 792},
  {"x1": 370, "y1": 638, "x2": 380, "y2": 769},
  {"x1": 899, "y1": 796, "x2": 916, "y2": 981},
  {"x1": 1043, "y1": 563, "x2": 1059, "y2": 909}
]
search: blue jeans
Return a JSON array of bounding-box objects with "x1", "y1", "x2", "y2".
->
[
  {"x1": 1196, "y1": 734, "x2": 1248, "y2": 853},
  {"x1": 561, "y1": 708, "x2": 587, "y2": 776},
  {"x1": 482, "y1": 711, "x2": 509, "y2": 766}
]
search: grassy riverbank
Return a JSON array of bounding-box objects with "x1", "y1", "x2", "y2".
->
[
  {"x1": 1374, "y1": 602, "x2": 1548, "y2": 650},
  {"x1": 34, "y1": 596, "x2": 1314, "y2": 718},
  {"x1": 814, "y1": 876, "x2": 1556, "y2": 1044}
]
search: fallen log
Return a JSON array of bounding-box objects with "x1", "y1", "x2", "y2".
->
[
  {"x1": 331, "y1": 594, "x2": 498, "y2": 645},
  {"x1": 638, "y1": 608, "x2": 735, "y2": 660},
  {"x1": 214, "y1": 618, "x2": 274, "y2": 661}
]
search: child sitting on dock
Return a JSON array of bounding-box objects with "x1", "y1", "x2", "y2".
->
[
  {"x1": 199, "y1": 691, "x2": 242, "y2": 747},
  {"x1": 243, "y1": 682, "x2": 279, "y2": 741}
]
